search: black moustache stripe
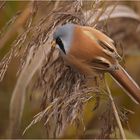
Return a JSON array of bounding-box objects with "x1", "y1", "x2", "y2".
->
[{"x1": 56, "y1": 37, "x2": 66, "y2": 54}]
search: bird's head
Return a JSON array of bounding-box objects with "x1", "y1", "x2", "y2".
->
[{"x1": 53, "y1": 23, "x2": 75, "y2": 54}]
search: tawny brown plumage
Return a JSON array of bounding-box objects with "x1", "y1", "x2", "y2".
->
[{"x1": 53, "y1": 24, "x2": 140, "y2": 104}]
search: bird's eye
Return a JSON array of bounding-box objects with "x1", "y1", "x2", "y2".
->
[{"x1": 56, "y1": 37, "x2": 66, "y2": 54}]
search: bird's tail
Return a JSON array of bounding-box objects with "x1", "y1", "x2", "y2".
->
[{"x1": 110, "y1": 64, "x2": 140, "y2": 104}]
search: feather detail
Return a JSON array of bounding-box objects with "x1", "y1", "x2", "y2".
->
[
  {"x1": 90, "y1": 56, "x2": 118, "y2": 71},
  {"x1": 97, "y1": 40, "x2": 121, "y2": 60},
  {"x1": 82, "y1": 26, "x2": 121, "y2": 60},
  {"x1": 90, "y1": 27, "x2": 114, "y2": 44}
]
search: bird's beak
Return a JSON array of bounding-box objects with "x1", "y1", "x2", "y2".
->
[{"x1": 51, "y1": 40, "x2": 56, "y2": 48}]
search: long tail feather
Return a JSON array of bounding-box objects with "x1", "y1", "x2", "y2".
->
[{"x1": 110, "y1": 65, "x2": 140, "y2": 104}]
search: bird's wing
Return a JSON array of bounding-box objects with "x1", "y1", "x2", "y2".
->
[
  {"x1": 88, "y1": 56, "x2": 118, "y2": 72},
  {"x1": 82, "y1": 26, "x2": 121, "y2": 60},
  {"x1": 84, "y1": 27, "x2": 115, "y2": 50},
  {"x1": 77, "y1": 26, "x2": 120, "y2": 71}
]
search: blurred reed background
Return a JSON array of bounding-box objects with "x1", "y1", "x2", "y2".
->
[{"x1": 0, "y1": 1, "x2": 140, "y2": 139}]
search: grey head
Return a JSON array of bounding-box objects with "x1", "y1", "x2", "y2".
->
[{"x1": 53, "y1": 23, "x2": 75, "y2": 54}]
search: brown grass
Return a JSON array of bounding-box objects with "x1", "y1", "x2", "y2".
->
[{"x1": 0, "y1": 1, "x2": 140, "y2": 139}]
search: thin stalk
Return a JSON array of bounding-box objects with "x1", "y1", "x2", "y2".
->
[{"x1": 104, "y1": 77, "x2": 126, "y2": 140}]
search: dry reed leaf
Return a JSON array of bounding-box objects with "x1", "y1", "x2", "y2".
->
[
  {"x1": 99, "y1": 5, "x2": 140, "y2": 21},
  {"x1": 0, "y1": 1, "x2": 6, "y2": 10},
  {"x1": 85, "y1": 5, "x2": 140, "y2": 26},
  {"x1": 0, "y1": 11, "x2": 21, "y2": 38},
  {"x1": 9, "y1": 43, "x2": 50, "y2": 138},
  {"x1": 0, "y1": 1, "x2": 37, "y2": 83},
  {"x1": 0, "y1": 1, "x2": 35, "y2": 50}
]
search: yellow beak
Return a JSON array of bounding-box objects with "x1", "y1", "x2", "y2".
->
[{"x1": 51, "y1": 40, "x2": 56, "y2": 48}]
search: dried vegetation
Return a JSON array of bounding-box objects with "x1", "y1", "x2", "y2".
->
[{"x1": 0, "y1": 0, "x2": 140, "y2": 139}]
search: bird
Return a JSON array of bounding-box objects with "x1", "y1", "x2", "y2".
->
[{"x1": 52, "y1": 23, "x2": 140, "y2": 104}]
